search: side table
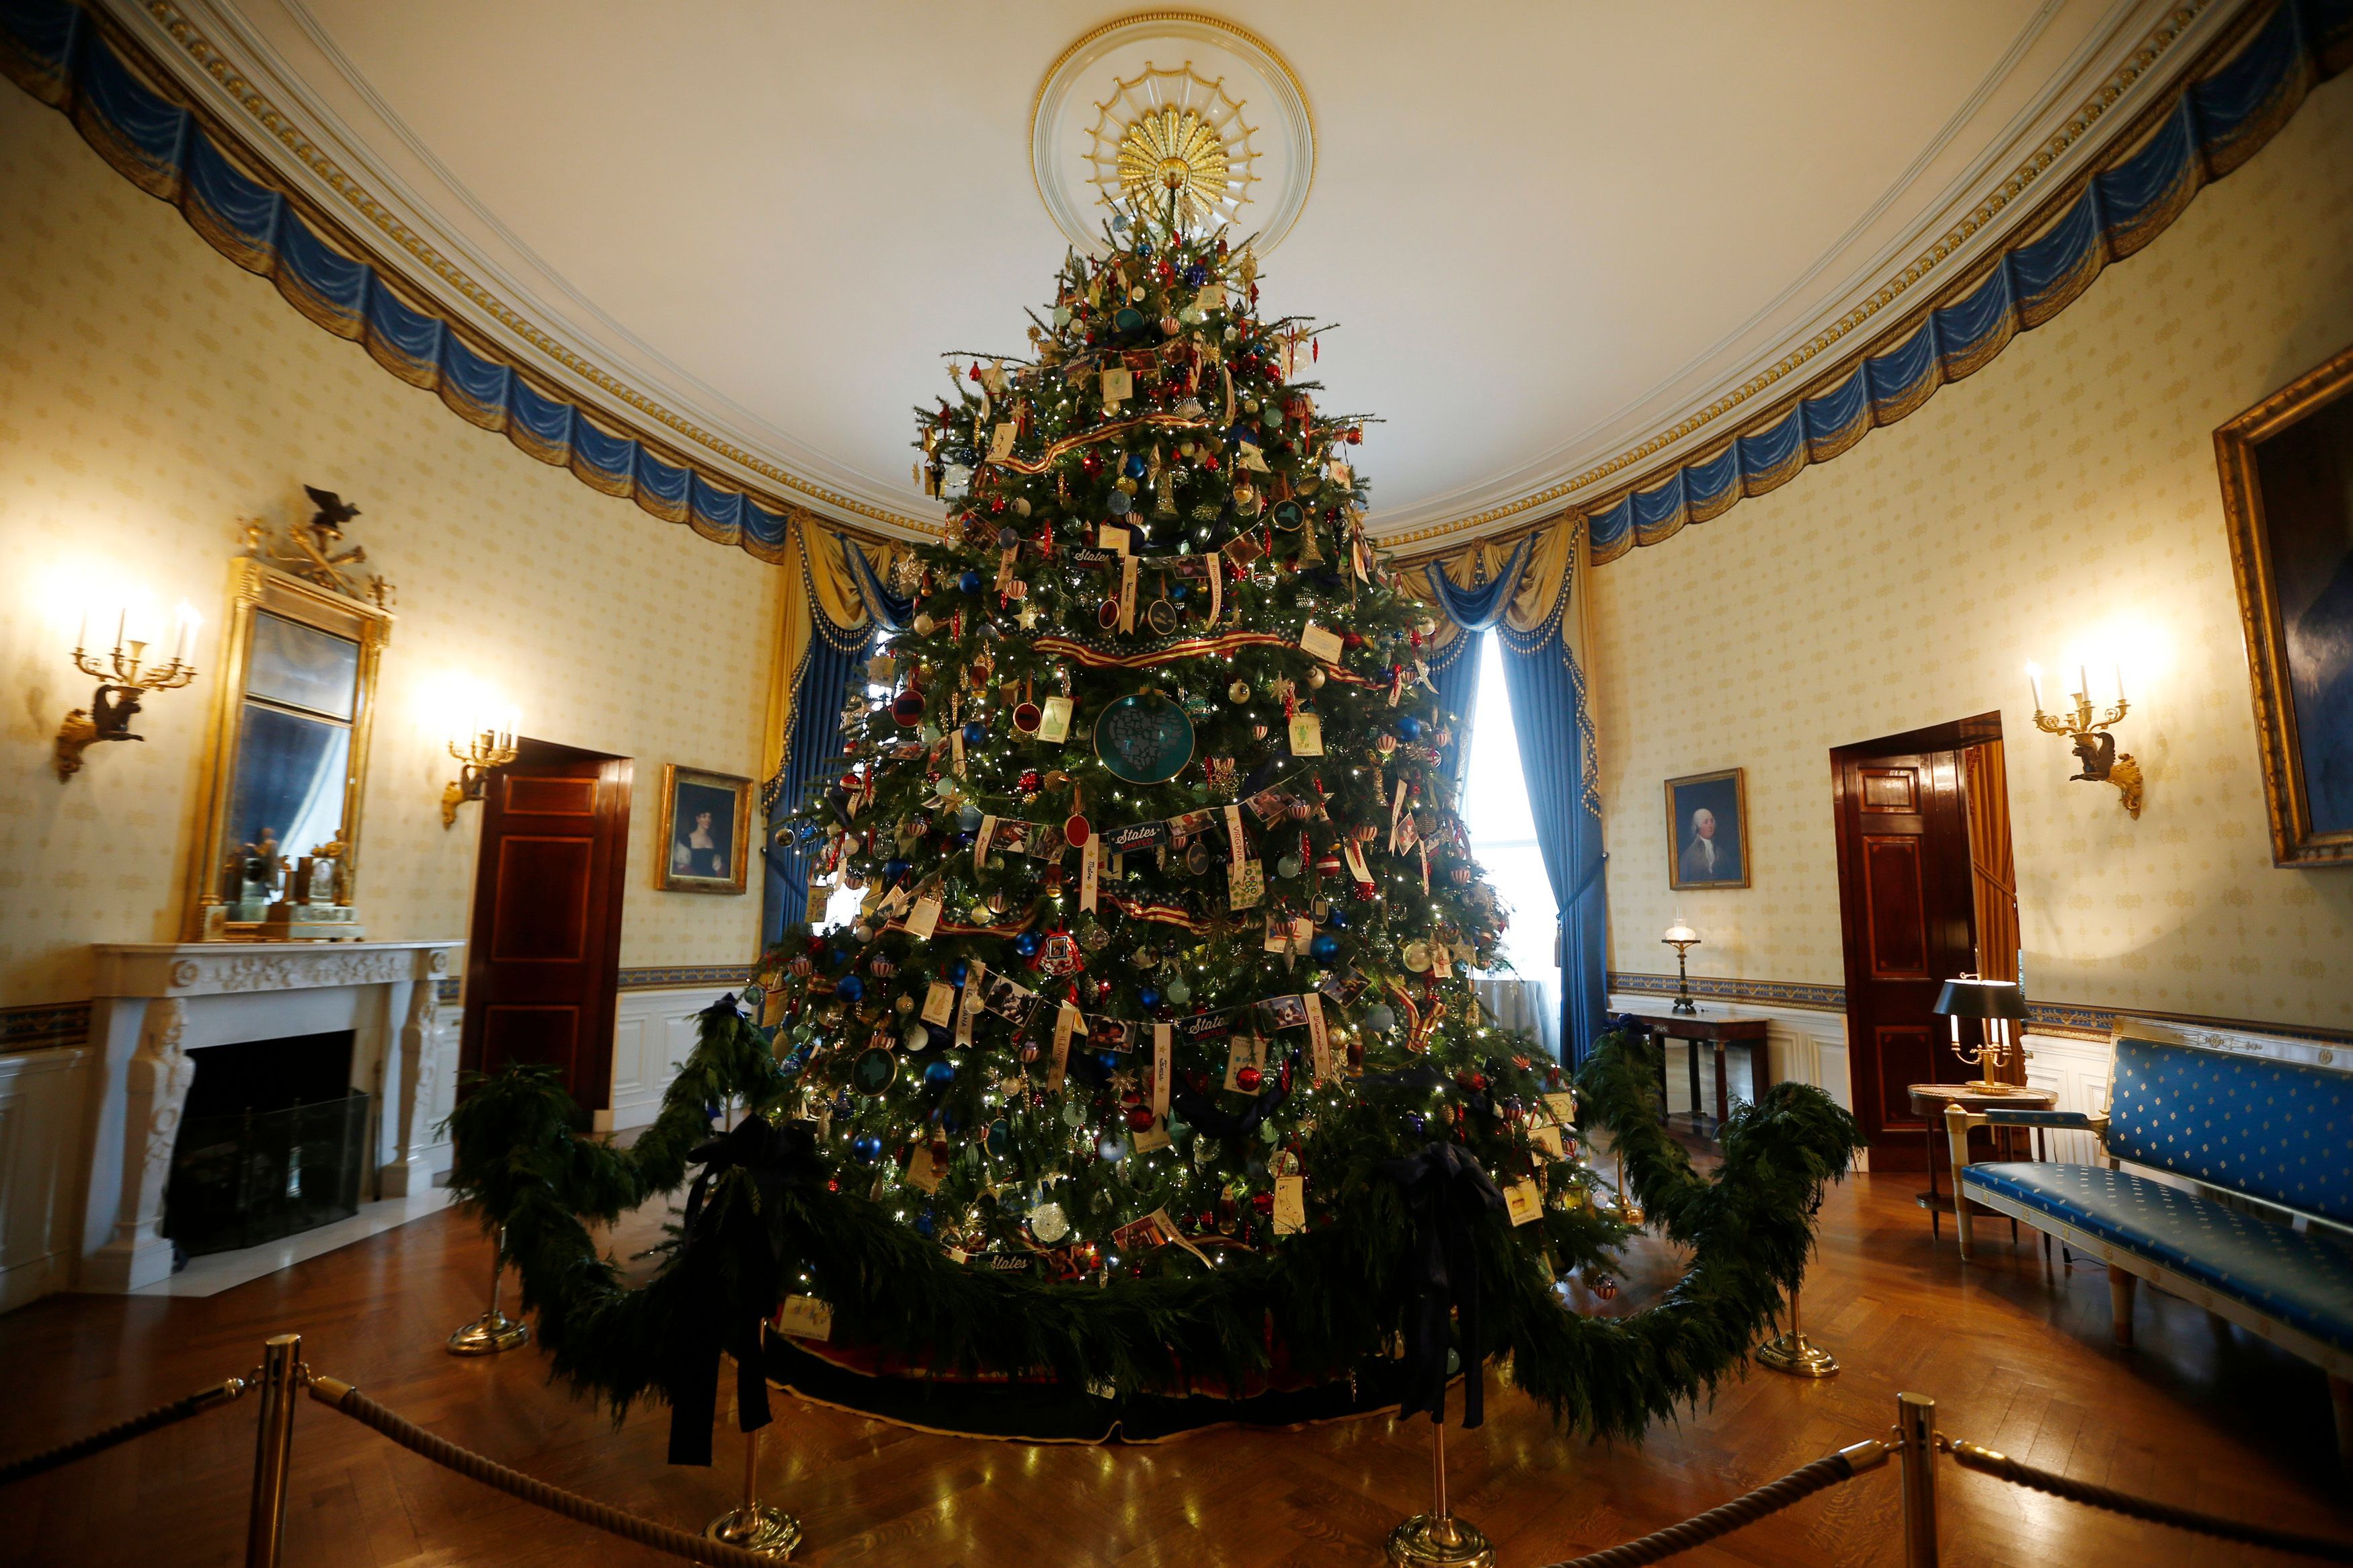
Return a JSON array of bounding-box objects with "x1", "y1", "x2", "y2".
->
[
  {"x1": 1624, "y1": 1011, "x2": 1771, "y2": 1138},
  {"x1": 1906, "y1": 1081, "x2": 2055, "y2": 1244}
]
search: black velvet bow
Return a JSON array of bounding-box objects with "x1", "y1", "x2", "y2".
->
[
  {"x1": 662, "y1": 1113, "x2": 818, "y2": 1465},
  {"x1": 1379, "y1": 1141, "x2": 1507, "y2": 1428},
  {"x1": 1168, "y1": 1065, "x2": 1289, "y2": 1139}
]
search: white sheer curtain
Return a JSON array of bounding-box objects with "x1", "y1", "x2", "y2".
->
[{"x1": 1460, "y1": 634, "x2": 1561, "y2": 1057}]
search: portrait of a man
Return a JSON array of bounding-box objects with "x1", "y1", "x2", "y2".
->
[{"x1": 1665, "y1": 769, "x2": 1750, "y2": 890}]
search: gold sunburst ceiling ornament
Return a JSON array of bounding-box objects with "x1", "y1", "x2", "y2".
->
[
  {"x1": 1084, "y1": 63, "x2": 1256, "y2": 235},
  {"x1": 1117, "y1": 106, "x2": 1230, "y2": 226}
]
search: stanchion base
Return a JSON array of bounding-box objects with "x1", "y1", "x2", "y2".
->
[
  {"x1": 1755, "y1": 1331, "x2": 1839, "y2": 1378},
  {"x1": 705, "y1": 1504, "x2": 801, "y2": 1559},
  {"x1": 445, "y1": 1309, "x2": 529, "y2": 1356},
  {"x1": 1385, "y1": 1513, "x2": 1496, "y2": 1568}
]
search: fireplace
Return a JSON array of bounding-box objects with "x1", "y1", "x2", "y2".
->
[
  {"x1": 79, "y1": 939, "x2": 463, "y2": 1292},
  {"x1": 162, "y1": 1030, "x2": 368, "y2": 1257}
]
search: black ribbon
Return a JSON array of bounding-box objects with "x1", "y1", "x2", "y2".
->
[
  {"x1": 1379, "y1": 1141, "x2": 1506, "y2": 1428},
  {"x1": 1168, "y1": 1065, "x2": 1289, "y2": 1139},
  {"x1": 662, "y1": 1113, "x2": 820, "y2": 1465}
]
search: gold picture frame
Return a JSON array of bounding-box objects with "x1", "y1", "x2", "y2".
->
[
  {"x1": 657, "y1": 764, "x2": 752, "y2": 895},
  {"x1": 2215, "y1": 341, "x2": 2353, "y2": 868},
  {"x1": 1665, "y1": 768, "x2": 1751, "y2": 891},
  {"x1": 186, "y1": 553, "x2": 392, "y2": 940}
]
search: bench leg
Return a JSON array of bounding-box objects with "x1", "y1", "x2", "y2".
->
[
  {"x1": 1944, "y1": 1108, "x2": 1976, "y2": 1260},
  {"x1": 2109, "y1": 1269, "x2": 2137, "y2": 1348},
  {"x1": 2331, "y1": 1376, "x2": 2351, "y2": 1481}
]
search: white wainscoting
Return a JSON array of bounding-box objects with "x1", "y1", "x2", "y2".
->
[
  {"x1": 0, "y1": 1048, "x2": 93, "y2": 1313},
  {"x1": 2019, "y1": 1030, "x2": 2116, "y2": 1165},
  {"x1": 607, "y1": 987, "x2": 727, "y2": 1132}
]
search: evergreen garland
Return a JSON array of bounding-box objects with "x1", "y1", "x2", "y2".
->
[{"x1": 447, "y1": 1007, "x2": 1860, "y2": 1444}]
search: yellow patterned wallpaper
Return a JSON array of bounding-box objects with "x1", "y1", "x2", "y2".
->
[
  {"x1": 1589, "y1": 75, "x2": 2353, "y2": 1032},
  {"x1": 0, "y1": 89, "x2": 783, "y2": 1007}
]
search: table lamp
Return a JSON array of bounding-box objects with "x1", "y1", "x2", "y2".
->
[
  {"x1": 1661, "y1": 916, "x2": 1700, "y2": 1016},
  {"x1": 1933, "y1": 975, "x2": 2028, "y2": 1090}
]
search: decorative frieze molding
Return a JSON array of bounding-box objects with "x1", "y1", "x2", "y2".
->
[
  {"x1": 618, "y1": 964, "x2": 750, "y2": 992},
  {"x1": 91, "y1": 940, "x2": 453, "y2": 999},
  {"x1": 0, "y1": 1001, "x2": 90, "y2": 1054},
  {"x1": 1608, "y1": 971, "x2": 1845, "y2": 1013}
]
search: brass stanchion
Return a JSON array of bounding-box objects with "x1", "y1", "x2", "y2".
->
[
  {"x1": 447, "y1": 1225, "x2": 529, "y2": 1355},
  {"x1": 244, "y1": 1333, "x2": 302, "y2": 1568},
  {"x1": 1385, "y1": 1381, "x2": 1494, "y2": 1568},
  {"x1": 1755, "y1": 1284, "x2": 1839, "y2": 1378},
  {"x1": 705, "y1": 1331, "x2": 801, "y2": 1560},
  {"x1": 1895, "y1": 1391, "x2": 1940, "y2": 1568}
]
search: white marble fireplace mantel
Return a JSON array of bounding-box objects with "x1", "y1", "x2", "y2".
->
[{"x1": 79, "y1": 939, "x2": 463, "y2": 1292}]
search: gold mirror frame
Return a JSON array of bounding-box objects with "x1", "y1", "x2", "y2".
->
[{"x1": 185, "y1": 552, "x2": 393, "y2": 940}]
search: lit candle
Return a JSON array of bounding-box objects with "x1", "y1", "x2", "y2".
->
[
  {"x1": 2112, "y1": 662, "x2": 2125, "y2": 705},
  {"x1": 75, "y1": 608, "x2": 87, "y2": 652},
  {"x1": 2076, "y1": 664, "x2": 2089, "y2": 702},
  {"x1": 114, "y1": 607, "x2": 126, "y2": 653},
  {"x1": 2025, "y1": 662, "x2": 2044, "y2": 712}
]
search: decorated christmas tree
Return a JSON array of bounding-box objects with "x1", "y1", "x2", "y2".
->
[
  {"x1": 446, "y1": 194, "x2": 1861, "y2": 1454},
  {"x1": 753, "y1": 195, "x2": 1613, "y2": 1282}
]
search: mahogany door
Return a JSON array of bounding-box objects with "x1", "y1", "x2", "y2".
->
[
  {"x1": 1832, "y1": 741, "x2": 1981, "y2": 1167},
  {"x1": 461, "y1": 739, "x2": 631, "y2": 1112}
]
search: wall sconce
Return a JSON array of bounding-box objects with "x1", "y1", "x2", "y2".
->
[
  {"x1": 1661, "y1": 915, "x2": 1701, "y2": 1016},
  {"x1": 441, "y1": 712, "x2": 518, "y2": 827},
  {"x1": 54, "y1": 603, "x2": 202, "y2": 780},
  {"x1": 1933, "y1": 975, "x2": 2028, "y2": 1090},
  {"x1": 2025, "y1": 661, "x2": 2142, "y2": 817}
]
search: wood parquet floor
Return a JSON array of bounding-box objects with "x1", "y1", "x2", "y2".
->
[{"x1": 3, "y1": 1154, "x2": 2348, "y2": 1567}]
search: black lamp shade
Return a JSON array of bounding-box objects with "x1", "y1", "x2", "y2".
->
[{"x1": 1932, "y1": 977, "x2": 2027, "y2": 1020}]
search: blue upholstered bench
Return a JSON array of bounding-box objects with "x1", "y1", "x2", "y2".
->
[{"x1": 1946, "y1": 1024, "x2": 2353, "y2": 1470}]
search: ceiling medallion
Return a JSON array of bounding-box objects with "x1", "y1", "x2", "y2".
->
[{"x1": 1034, "y1": 13, "x2": 1314, "y2": 255}]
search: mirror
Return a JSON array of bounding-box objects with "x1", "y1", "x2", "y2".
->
[{"x1": 188, "y1": 541, "x2": 392, "y2": 940}]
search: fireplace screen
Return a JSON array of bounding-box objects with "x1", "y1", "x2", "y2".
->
[{"x1": 163, "y1": 1091, "x2": 370, "y2": 1257}]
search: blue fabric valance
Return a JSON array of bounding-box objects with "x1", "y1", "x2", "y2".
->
[
  {"x1": 1583, "y1": 0, "x2": 2353, "y2": 562},
  {"x1": 1422, "y1": 536, "x2": 1531, "y2": 634},
  {"x1": 0, "y1": 0, "x2": 836, "y2": 567},
  {"x1": 842, "y1": 536, "x2": 913, "y2": 632}
]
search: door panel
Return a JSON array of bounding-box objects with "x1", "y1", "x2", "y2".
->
[
  {"x1": 1861, "y1": 833, "x2": 1929, "y2": 977},
  {"x1": 1834, "y1": 737, "x2": 1991, "y2": 1167},
  {"x1": 461, "y1": 739, "x2": 631, "y2": 1111}
]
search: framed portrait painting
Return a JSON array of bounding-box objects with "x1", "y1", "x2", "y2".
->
[
  {"x1": 1665, "y1": 768, "x2": 1750, "y2": 891},
  {"x1": 657, "y1": 766, "x2": 752, "y2": 894},
  {"x1": 2217, "y1": 341, "x2": 2353, "y2": 867}
]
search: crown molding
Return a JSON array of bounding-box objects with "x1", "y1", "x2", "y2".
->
[
  {"x1": 110, "y1": 0, "x2": 943, "y2": 541},
  {"x1": 1372, "y1": 0, "x2": 2233, "y2": 549}
]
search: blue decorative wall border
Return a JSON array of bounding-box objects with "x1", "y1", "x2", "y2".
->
[
  {"x1": 1581, "y1": 0, "x2": 2353, "y2": 563},
  {"x1": 0, "y1": 1001, "x2": 90, "y2": 1053},
  {"x1": 617, "y1": 964, "x2": 750, "y2": 993},
  {"x1": 1605, "y1": 971, "x2": 2353, "y2": 1046},
  {"x1": 0, "y1": 0, "x2": 840, "y2": 565}
]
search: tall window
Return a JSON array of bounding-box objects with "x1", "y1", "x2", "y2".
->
[{"x1": 1460, "y1": 632, "x2": 1560, "y2": 1054}]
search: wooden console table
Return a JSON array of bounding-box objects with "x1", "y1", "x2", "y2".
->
[
  {"x1": 1622, "y1": 1010, "x2": 1771, "y2": 1138},
  {"x1": 1906, "y1": 1081, "x2": 2055, "y2": 1243}
]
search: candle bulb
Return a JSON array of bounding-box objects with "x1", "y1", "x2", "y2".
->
[
  {"x1": 2076, "y1": 664, "x2": 2089, "y2": 702},
  {"x1": 2026, "y1": 662, "x2": 2044, "y2": 712},
  {"x1": 2113, "y1": 662, "x2": 2125, "y2": 705},
  {"x1": 75, "y1": 609, "x2": 87, "y2": 652}
]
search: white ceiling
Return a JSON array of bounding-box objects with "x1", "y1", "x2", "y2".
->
[{"x1": 141, "y1": 1, "x2": 2212, "y2": 543}]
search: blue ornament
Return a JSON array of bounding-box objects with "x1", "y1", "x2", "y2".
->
[
  {"x1": 884, "y1": 858, "x2": 912, "y2": 883},
  {"x1": 957, "y1": 804, "x2": 984, "y2": 831},
  {"x1": 914, "y1": 1208, "x2": 936, "y2": 1237},
  {"x1": 1140, "y1": 987, "x2": 1162, "y2": 1010},
  {"x1": 1123, "y1": 453, "x2": 1148, "y2": 479},
  {"x1": 924, "y1": 1059, "x2": 956, "y2": 1087},
  {"x1": 850, "y1": 1134, "x2": 883, "y2": 1163},
  {"x1": 1096, "y1": 1050, "x2": 1121, "y2": 1074},
  {"x1": 1397, "y1": 714, "x2": 1425, "y2": 742},
  {"x1": 1171, "y1": 583, "x2": 1188, "y2": 600},
  {"x1": 1310, "y1": 934, "x2": 1341, "y2": 962},
  {"x1": 1014, "y1": 930, "x2": 1043, "y2": 958},
  {"x1": 1324, "y1": 907, "x2": 1349, "y2": 930},
  {"x1": 836, "y1": 975, "x2": 865, "y2": 1001},
  {"x1": 1185, "y1": 263, "x2": 1208, "y2": 286},
  {"x1": 1366, "y1": 1004, "x2": 1398, "y2": 1034},
  {"x1": 1135, "y1": 240, "x2": 1153, "y2": 258},
  {"x1": 936, "y1": 1102, "x2": 966, "y2": 1134},
  {"x1": 832, "y1": 1091, "x2": 855, "y2": 1116},
  {"x1": 1107, "y1": 489, "x2": 1132, "y2": 515},
  {"x1": 951, "y1": 960, "x2": 969, "y2": 984},
  {"x1": 964, "y1": 722, "x2": 988, "y2": 746},
  {"x1": 1405, "y1": 1114, "x2": 1426, "y2": 1136},
  {"x1": 959, "y1": 569, "x2": 983, "y2": 594}
]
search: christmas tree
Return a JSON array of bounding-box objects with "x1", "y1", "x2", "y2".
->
[{"x1": 755, "y1": 194, "x2": 1613, "y2": 1297}]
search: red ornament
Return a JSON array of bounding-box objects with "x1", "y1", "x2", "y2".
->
[
  {"x1": 1235, "y1": 1065, "x2": 1263, "y2": 1092},
  {"x1": 1125, "y1": 1106, "x2": 1156, "y2": 1131},
  {"x1": 1250, "y1": 1192, "x2": 1275, "y2": 1216}
]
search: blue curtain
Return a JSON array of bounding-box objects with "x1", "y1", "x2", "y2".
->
[
  {"x1": 1497, "y1": 626, "x2": 1607, "y2": 1065},
  {"x1": 759, "y1": 540, "x2": 889, "y2": 947},
  {"x1": 1426, "y1": 629, "x2": 1483, "y2": 800}
]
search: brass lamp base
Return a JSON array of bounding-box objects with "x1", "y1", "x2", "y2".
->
[
  {"x1": 1386, "y1": 1513, "x2": 1495, "y2": 1568},
  {"x1": 1755, "y1": 1330, "x2": 1840, "y2": 1378},
  {"x1": 446, "y1": 1307, "x2": 529, "y2": 1356},
  {"x1": 706, "y1": 1504, "x2": 801, "y2": 1560}
]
